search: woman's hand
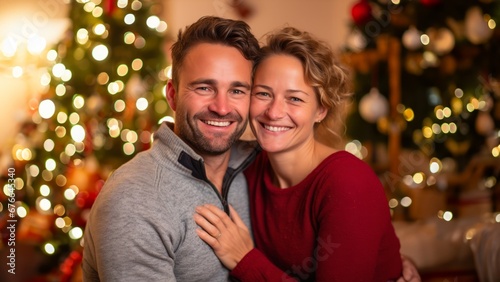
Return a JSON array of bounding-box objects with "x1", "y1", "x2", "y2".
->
[{"x1": 193, "y1": 204, "x2": 254, "y2": 270}]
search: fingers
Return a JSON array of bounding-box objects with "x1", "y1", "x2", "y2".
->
[{"x1": 193, "y1": 207, "x2": 222, "y2": 240}]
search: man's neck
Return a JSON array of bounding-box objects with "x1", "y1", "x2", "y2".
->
[{"x1": 202, "y1": 153, "x2": 231, "y2": 193}]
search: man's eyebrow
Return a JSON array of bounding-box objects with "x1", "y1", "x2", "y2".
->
[
  {"x1": 188, "y1": 79, "x2": 216, "y2": 87},
  {"x1": 231, "y1": 81, "x2": 251, "y2": 90},
  {"x1": 188, "y1": 79, "x2": 251, "y2": 90}
]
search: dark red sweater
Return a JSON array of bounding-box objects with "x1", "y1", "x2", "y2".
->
[{"x1": 232, "y1": 151, "x2": 402, "y2": 281}]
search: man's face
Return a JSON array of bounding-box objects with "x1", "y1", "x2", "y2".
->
[{"x1": 167, "y1": 43, "x2": 253, "y2": 156}]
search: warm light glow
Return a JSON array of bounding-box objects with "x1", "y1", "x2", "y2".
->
[
  {"x1": 44, "y1": 139, "x2": 55, "y2": 152},
  {"x1": 124, "y1": 32, "x2": 136, "y2": 44},
  {"x1": 117, "y1": 64, "x2": 129, "y2": 76},
  {"x1": 429, "y1": 158, "x2": 442, "y2": 173},
  {"x1": 488, "y1": 19, "x2": 496, "y2": 29},
  {"x1": 40, "y1": 185, "x2": 51, "y2": 197},
  {"x1": 420, "y1": 34, "x2": 430, "y2": 45},
  {"x1": 73, "y1": 95, "x2": 85, "y2": 109},
  {"x1": 403, "y1": 108, "x2": 414, "y2": 121},
  {"x1": 55, "y1": 217, "x2": 66, "y2": 228},
  {"x1": 92, "y1": 44, "x2": 109, "y2": 61},
  {"x1": 443, "y1": 211, "x2": 453, "y2": 221},
  {"x1": 39, "y1": 198, "x2": 51, "y2": 211},
  {"x1": 44, "y1": 243, "x2": 55, "y2": 255},
  {"x1": 57, "y1": 112, "x2": 68, "y2": 124},
  {"x1": 136, "y1": 97, "x2": 148, "y2": 111},
  {"x1": 388, "y1": 198, "x2": 398, "y2": 208},
  {"x1": 40, "y1": 72, "x2": 51, "y2": 86},
  {"x1": 45, "y1": 159, "x2": 56, "y2": 171},
  {"x1": 454, "y1": 88, "x2": 464, "y2": 98},
  {"x1": 147, "y1": 16, "x2": 161, "y2": 29},
  {"x1": 93, "y1": 23, "x2": 106, "y2": 36},
  {"x1": 423, "y1": 126, "x2": 433, "y2": 138},
  {"x1": 131, "y1": 0, "x2": 142, "y2": 10},
  {"x1": 117, "y1": 0, "x2": 128, "y2": 8},
  {"x1": 17, "y1": 206, "x2": 27, "y2": 218},
  {"x1": 97, "y1": 72, "x2": 110, "y2": 84},
  {"x1": 12, "y1": 66, "x2": 23, "y2": 78},
  {"x1": 134, "y1": 36, "x2": 146, "y2": 49},
  {"x1": 124, "y1": 14, "x2": 136, "y2": 25},
  {"x1": 114, "y1": 100, "x2": 126, "y2": 112},
  {"x1": 71, "y1": 125, "x2": 86, "y2": 142},
  {"x1": 55, "y1": 84, "x2": 66, "y2": 96},
  {"x1": 400, "y1": 197, "x2": 412, "y2": 207},
  {"x1": 108, "y1": 82, "x2": 120, "y2": 94},
  {"x1": 69, "y1": 227, "x2": 84, "y2": 240},
  {"x1": 76, "y1": 28, "x2": 89, "y2": 45},
  {"x1": 123, "y1": 142, "x2": 135, "y2": 155},
  {"x1": 157, "y1": 21, "x2": 168, "y2": 33},
  {"x1": 27, "y1": 35, "x2": 46, "y2": 55},
  {"x1": 52, "y1": 63, "x2": 66, "y2": 77},
  {"x1": 1, "y1": 37, "x2": 17, "y2": 57},
  {"x1": 132, "y1": 58, "x2": 143, "y2": 71},
  {"x1": 39, "y1": 100, "x2": 56, "y2": 119},
  {"x1": 413, "y1": 172, "x2": 424, "y2": 184},
  {"x1": 69, "y1": 112, "x2": 80, "y2": 124}
]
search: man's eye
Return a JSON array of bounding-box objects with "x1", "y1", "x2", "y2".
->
[{"x1": 232, "y1": 89, "x2": 246, "y2": 94}]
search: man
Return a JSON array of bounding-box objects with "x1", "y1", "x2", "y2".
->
[{"x1": 82, "y1": 16, "x2": 261, "y2": 281}]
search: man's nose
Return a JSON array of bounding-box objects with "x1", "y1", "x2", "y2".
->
[{"x1": 208, "y1": 93, "x2": 231, "y2": 116}]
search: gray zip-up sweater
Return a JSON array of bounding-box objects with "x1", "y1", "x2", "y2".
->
[{"x1": 82, "y1": 122, "x2": 259, "y2": 281}]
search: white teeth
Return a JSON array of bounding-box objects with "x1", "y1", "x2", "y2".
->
[
  {"x1": 205, "y1": 120, "x2": 231, "y2": 127},
  {"x1": 264, "y1": 125, "x2": 290, "y2": 132}
]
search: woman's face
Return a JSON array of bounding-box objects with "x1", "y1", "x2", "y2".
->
[{"x1": 250, "y1": 54, "x2": 326, "y2": 154}]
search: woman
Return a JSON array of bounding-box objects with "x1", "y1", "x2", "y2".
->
[{"x1": 194, "y1": 27, "x2": 405, "y2": 281}]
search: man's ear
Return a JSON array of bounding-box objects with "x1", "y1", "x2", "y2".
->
[{"x1": 166, "y1": 80, "x2": 177, "y2": 111}]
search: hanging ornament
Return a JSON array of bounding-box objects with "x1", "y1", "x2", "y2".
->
[
  {"x1": 359, "y1": 87, "x2": 389, "y2": 123},
  {"x1": 427, "y1": 27, "x2": 455, "y2": 55},
  {"x1": 465, "y1": 6, "x2": 494, "y2": 44},
  {"x1": 351, "y1": 0, "x2": 372, "y2": 26},
  {"x1": 346, "y1": 28, "x2": 367, "y2": 52},
  {"x1": 104, "y1": 0, "x2": 117, "y2": 16},
  {"x1": 402, "y1": 26, "x2": 423, "y2": 51},
  {"x1": 420, "y1": 0, "x2": 441, "y2": 7},
  {"x1": 475, "y1": 111, "x2": 495, "y2": 136}
]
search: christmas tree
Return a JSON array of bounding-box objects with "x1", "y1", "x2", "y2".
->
[
  {"x1": 342, "y1": 0, "x2": 500, "y2": 220},
  {"x1": 1, "y1": 0, "x2": 168, "y2": 280}
]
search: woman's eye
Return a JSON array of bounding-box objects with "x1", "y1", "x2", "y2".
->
[
  {"x1": 290, "y1": 97, "x2": 303, "y2": 102},
  {"x1": 254, "y1": 92, "x2": 270, "y2": 97}
]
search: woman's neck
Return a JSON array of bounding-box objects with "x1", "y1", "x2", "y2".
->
[{"x1": 267, "y1": 140, "x2": 337, "y2": 188}]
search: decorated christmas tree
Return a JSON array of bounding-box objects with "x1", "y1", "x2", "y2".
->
[
  {"x1": 342, "y1": 0, "x2": 500, "y2": 220},
  {"x1": 1, "y1": 0, "x2": 168, "y2": 280}
]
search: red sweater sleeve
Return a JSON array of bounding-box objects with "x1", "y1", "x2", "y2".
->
[{"x1": 231, "y1": 249, "x2": 297, "y2": 281}]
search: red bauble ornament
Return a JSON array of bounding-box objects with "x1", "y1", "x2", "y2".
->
[
  {"x1": 420, "y1": 0, "x2": 441, "y2": 7},
  {"x1": 351, "y1": 0, "x2": 372, "y2": 26}
]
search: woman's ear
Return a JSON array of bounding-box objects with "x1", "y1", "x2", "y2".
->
[
  {"x1": 316, "y1": 105, "x2": 328, "y2": 123},
  {"x1": 166, "y1": 80, "x2": 177, "y2": 111}
]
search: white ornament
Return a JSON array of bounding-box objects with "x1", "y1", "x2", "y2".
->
[
  {"x1": 475, "y1": 111, "x2": 495, "y2": 136},
  {"x1": 359, "y1": 87, "x2": 389, "y2": 123},
  {"x1": 402, "y1": 26, "x2": 423, "y2": 51},
  {"x1": 465, "y1": 6, "x2": 493, "y2": 44}
]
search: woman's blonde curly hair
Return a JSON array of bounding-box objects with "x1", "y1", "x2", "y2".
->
[{"x1": 257, "y1": 27, "x2": 353, "y2": 148}]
